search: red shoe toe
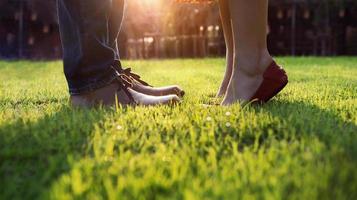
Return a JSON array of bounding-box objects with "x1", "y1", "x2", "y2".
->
[{"x1": 250, "y1": 61, "x2": 288, "y2": 103}]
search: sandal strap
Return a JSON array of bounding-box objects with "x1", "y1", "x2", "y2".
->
[
  {"x1": 122, "y1": 68, "x2": 152, "y2": 87},
  {"x1": 116, "y1": 76, "x2": 136, "y2": 104},
  {"x1": 111, "y1": 60, "x2": 152, "y2": 87},
  {"x1": 111, "y1": 65, "x2": 136, "y2": 104}
]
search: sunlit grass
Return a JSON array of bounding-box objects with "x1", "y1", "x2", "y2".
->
[{"x1": 0, "y1": 57, "x2": 356, "y2": 199}]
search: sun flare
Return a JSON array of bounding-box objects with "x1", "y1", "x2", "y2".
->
[{"x1": 139, "y1": 0, "x2": 163, "y2": 9}]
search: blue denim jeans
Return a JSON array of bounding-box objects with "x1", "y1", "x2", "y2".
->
[{"x1": 57, "y1": 0, "x2": 125, "y2": 95}]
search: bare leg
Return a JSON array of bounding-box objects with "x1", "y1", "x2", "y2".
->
[
  {"x1": 216, "y1": 0, "x2": 234, "y2": 97},
  {"x1": 222, "y1": 0, "x2": 273, "y2": 105}
]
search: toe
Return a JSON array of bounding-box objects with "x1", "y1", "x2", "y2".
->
[
  {"x1": 172, "y1": 85, "x2": 185, "y2": 97},
  {"x1": 167, "y1": 95, "x2": 181, "y2": 105}
]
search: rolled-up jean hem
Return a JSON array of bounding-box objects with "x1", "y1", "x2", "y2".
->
[{"x1": 68, "y1": 68, "x2": 119, "y2": 95}]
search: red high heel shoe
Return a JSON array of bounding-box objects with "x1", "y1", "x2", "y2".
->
[{"x1": 250, "y1": 61, "x2": 288, "y2": 103}]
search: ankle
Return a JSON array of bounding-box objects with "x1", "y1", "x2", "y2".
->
[{"x1": 235, "y1": 49, "x2": 273, "y2": 76}]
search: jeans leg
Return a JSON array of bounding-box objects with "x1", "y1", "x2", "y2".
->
[
  {"x1": 57, "y1": 0, "x2": 125, "y2": 95},
  {"x1": 109, "y1": 0, "x2": 125, "y2": 60}
]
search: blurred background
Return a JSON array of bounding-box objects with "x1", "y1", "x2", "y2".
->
[{"x1": 0, "y1": 0, "x2": 357, "y2": 60}]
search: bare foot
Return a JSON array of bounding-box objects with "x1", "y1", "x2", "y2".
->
[
  {"x1": 216, "y1": 55, "x2": 234, "y2": 97},
  {"x1": 127, "y1": 88, "x2": 180, "y2": 106},
  {"x1": 70, "y1": 83, "x2": 180, "y2": 108},
  {"x1": 118, "y1": 67, "x2": 185, "y2": 97},
  {"x1": 131, "y1": 81, "x2": 185, "y2": 98},
  {"x1": 216, "y1": 77, "x2": 231, "y2": 97},
  {"x1": 221, "y1": 56, "x2": 273, "y2": 105}
]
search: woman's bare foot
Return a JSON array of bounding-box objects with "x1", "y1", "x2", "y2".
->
[
  {"x1": 131, "y1": 81, "x2": 185, "y2": 97},
  {"x1": 217, "y1": 54, "x2": 233, "y2": 97},
  {"x1": 128, "y1": 88, "x2": 180, "y2": 106},
  {"x1": 116, "y1": 68, "x2": 184, "y2": 101},
  {"x1": 221, "y1": 54, "x2": 273, "y2": 105},
  {"x1": 216, "y1": 66, "x2": 232, "y2": 97},
  {"x1": 70, "y1": 83, "x2": 180, "y2": 108},
  {"x1": 217, "y1": 81, "x2": 229, "y2": 98},
  {"x1": 117, "y1": 67, "x2": 185, "y2": 97}
]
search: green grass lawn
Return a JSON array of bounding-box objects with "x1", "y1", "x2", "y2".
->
[{"x1": 0, "y1": 57, "x2": 356, "y2": 200}]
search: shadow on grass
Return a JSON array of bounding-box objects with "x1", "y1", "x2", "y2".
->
[
  {"x1": 0, "y1": 100, "x2": 356, "y2": 199},
  {"x1": 259, "y1": 100, "x2": 357, "y2": 199},
  {"x1": 261, "y1": 100, "x2": 357, "y2": 159},
  {"x1": 0, "y1": 106, "x2": 110, "y2": 200}
]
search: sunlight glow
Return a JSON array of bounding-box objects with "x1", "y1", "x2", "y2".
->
[{"x1": 139, "y1": 0, "x2": 162, "y2": 9}]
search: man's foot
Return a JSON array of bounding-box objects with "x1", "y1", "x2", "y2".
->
[{"x1": 70, "y1": 83, "x2": 180, "y2": 108}]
